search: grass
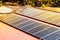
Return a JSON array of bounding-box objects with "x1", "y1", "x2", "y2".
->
[{"x1": 41, "y1": 7, "x2": 60, "y2": 12}]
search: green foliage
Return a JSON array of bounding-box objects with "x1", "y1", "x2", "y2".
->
[
  {"x1": 2, "y1": 0, "x2": 60, "y2": 7},
  {"x1": 23, "y1": 0, "x2": 60, "y2": 7}
]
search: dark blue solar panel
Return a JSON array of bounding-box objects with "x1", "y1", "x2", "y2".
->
[{"x1": 0, "y1": 14, "x2": 60, "y2": 40}]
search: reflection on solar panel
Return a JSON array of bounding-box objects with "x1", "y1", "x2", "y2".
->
[
  {"x1": 0, "y1": 13, "x2": 60, "y2": 40},
  {"x1": 17, "y1": 7, "x2": 60, "y2": 26}
]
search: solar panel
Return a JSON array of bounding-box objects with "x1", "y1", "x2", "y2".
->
[
  {"x1": 0, "y1": 13, "x2": 60, "y2": 40},
  {"x1": 17, "y1": 7, "x2": 60, "y2": 26}
]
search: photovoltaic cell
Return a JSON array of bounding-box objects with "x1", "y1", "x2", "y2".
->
[
  {"x1": 0, "y1": 13, "x2": 60, "y2": 40},
  {"x1": 27, "y1": 25, "x2": 50, "y2": 34},
  {"x1": 15, "y1": 20, "x2": 35, "y2": 29},
  {"x1": 21, "y1": 22, "x2": 40, "y2": 31},
  {"x1": 34, "y1": 27, "x2": 58, "y2": 37},
  {"x1": 43, "y1": 30, "x2": 60, "y2": 40}
]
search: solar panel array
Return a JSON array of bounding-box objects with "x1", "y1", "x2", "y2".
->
[
  {"x1": 0, "y1": 6, "x2": 60, "y2": 40},
  {"x1": 17, "y1": 7, "x2": 60, "y2": 26},
  {"x1": 0, "y1": 13, "x2": 60, "y2": 40}
]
